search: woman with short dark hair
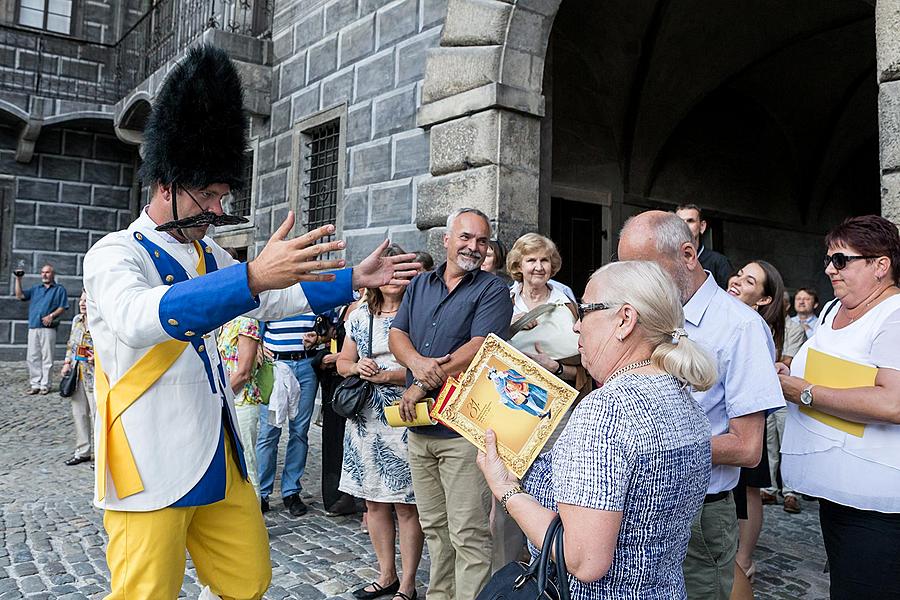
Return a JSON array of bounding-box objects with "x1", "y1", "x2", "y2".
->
[{"x1": 778, "y1": 214, "x2": 900, "y2": 597}]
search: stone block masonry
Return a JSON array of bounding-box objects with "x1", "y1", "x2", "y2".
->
[
  {"x1": 252, "y1": 0, "x2": 446, "y2": 268},
  {"x1": 0, "y1": 126, "x2": 139, "y2": 360}
]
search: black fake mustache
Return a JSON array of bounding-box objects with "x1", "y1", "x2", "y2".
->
[{"x1": 155, "y1": 211, "x2": 249, "y2": 232}]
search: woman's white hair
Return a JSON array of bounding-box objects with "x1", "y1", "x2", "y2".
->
[{"x1": 591, "y1": 260, "x2": 717, "y2": 390}]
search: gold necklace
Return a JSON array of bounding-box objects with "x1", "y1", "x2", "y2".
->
[{"x1": 604, "y1": 359, "x2": 652, "y2": 385}]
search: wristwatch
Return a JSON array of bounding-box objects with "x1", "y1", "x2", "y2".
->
[
  {"x1": 800, "y1": 385, "x2": 815, "y2": 406},
  {"x1": 499, "y1": 484, "x2": 526, "y2": 514},
  {"x1": 553, "y1": 361, "x2": 565, "y2": 377},
  {"x1": 412, "y1": 379, "x2": 428, "y2": 391}
]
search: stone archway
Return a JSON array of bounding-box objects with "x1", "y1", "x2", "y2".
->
[
  {"x1": 415, "y1": 0, "x2": 560, "y2": 251},
  {"x1": 417, "y1": 0, "x2": 900, "y2": 261}
]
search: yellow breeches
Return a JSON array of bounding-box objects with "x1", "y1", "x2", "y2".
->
[{"x1": 103, "y1": 435, "x2": 271, "y2": 600}]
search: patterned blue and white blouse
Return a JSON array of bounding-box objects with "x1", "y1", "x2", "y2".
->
[{"x1": 523, "y1": 374, "x2": 712, "y2": 600}]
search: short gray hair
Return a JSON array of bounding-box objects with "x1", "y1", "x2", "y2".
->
[
  {"x1": 621, "y1": 211, "x2": 694, "y2": 258},
  {"x1": 446, "y1": 207, "x2": 491, "y2": 231}
]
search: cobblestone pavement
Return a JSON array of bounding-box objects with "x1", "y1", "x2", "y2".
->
[{"x1": 0, "y1": 361, "x2": 829, "y2": 599}]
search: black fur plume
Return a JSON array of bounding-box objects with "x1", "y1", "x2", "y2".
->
[{"x1": 139, "y1": 45, "x2": 247, "y2": 191}]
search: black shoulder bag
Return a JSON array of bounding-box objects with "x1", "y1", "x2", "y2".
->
[
  {"x1": 59, "y1": 362, "x2": 79, "y2": 398},
  {"x1": 332, "y1": 310, "x2": 375, "y2": 419},
  {"x1": 477, "y1": 514, "x2": 571, "y2": 600}
]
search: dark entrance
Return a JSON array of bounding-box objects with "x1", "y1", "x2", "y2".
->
[{"x1": 550, "y1": 197, "x2": 604, "y2": 298}]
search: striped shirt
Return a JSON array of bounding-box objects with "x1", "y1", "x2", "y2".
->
[{"x1": 263, "y1": 314, "x2": 317, "y2": 353}]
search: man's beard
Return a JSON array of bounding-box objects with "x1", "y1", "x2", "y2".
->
[{"x1": 456, "y1": 251, "x2": 483, "y2": 272}]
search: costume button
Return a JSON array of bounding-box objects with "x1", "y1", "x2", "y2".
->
[
  {"x1": 198, "y1": 345, "x2": 205, "y2": 352},
  {"x1": 154, "y1": 250, "x2": 160, "y2": 258},
  {"x1": 135, "y1": 233, "x2": 143, "y2": 240},
  {"x1": 165, "y1": 275, "x2": 174, "y2": 283},
  {"x1": 205, "y1": 246, "x2": 212, "y2": 253},
  {"x1": 168, "y1": 319, "x2": 179, "y2": 326},
  {"x1": 185, "y1": 331, "x2": 195, "y2": 337}
]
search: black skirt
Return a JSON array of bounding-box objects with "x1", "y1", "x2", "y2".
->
[{"x1": 733, "y1": 421, "x2": 771, "y2": 520}]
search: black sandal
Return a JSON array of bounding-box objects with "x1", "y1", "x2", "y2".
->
[
  {"x1": 392, "y1": 592, "x2": 418, "y2": 600},
  {"x1": 351, "y1": 580, "x2": 399, "y2": 599}
]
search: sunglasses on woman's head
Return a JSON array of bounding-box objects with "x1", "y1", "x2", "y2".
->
[{"x1": 824, "y1": 253, "x2": 880, "y2": 270}]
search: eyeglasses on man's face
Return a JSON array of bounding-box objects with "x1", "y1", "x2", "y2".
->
[
  {"x1": 576, "y1": 302, "x2": 617, "y2": 321},
  {"x1": 824, "y1": 253, "x2": 880, "y2": 271}
]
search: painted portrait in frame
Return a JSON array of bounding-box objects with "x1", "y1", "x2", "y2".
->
[{"x1": 430, "y1": 334, "x2": 579, "y2": 478}]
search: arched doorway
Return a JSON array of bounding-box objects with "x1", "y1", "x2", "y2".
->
[{"x1": 543, "y1": 0, "x2": 879, "y2": 297}]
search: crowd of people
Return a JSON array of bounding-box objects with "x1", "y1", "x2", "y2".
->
[
  {"x1": 19, "y1": 204, "x2": 900, "y2": 600},
  {"x1": 14, "y1": 44, "x2": 900, "y2": 600}
]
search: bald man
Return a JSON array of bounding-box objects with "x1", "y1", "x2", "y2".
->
[{"x1": 618, "y1": 211, "x2": 784, "y2": 599}]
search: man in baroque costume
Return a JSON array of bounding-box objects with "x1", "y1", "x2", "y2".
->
[{"x1": 83, "y1": 45, "x2": 419, "y2": 600}]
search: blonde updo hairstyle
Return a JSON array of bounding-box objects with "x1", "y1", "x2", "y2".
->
[
  {"x1": 506, "y1": 233, "x2": 562, "y2": 283},
  {"x1": 593, "y1": 261, "x2": 717, "y2": 391}
]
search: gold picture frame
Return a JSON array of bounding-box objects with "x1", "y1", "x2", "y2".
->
[{"x1": 430, "y1": 334, "x2": 579, "y2": 478}]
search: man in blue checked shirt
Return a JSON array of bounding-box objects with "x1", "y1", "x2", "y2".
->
[
  {"x1": 15, "y1": 263, "x2": 68, "y2": 394},
  {"x1": 256, "y1": 312, "x2": 333, "y2": 516}
]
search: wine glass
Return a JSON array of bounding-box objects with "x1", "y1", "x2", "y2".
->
[{"x1": 13, "y1": 259, "x2": 25, "y2": 278}]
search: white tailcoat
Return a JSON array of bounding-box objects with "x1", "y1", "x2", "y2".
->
[{"x1": 84, "y1": 212, "x2": 319, "y2": 511}]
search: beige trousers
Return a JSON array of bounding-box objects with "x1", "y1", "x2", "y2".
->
[
  {"x1": 408, "y1": 433, "x2": 493, "y2": 600},
  {"x1": 764, "y1": 410, "x2": 795, "y2": 497},
  {"x1": 71, "y1": 377, "x2": 95, "y2": 458},
  {"x1": 235, "y1": 403, "x2": 261, "y2": 495},
  {"x1": 26, "y1": 328, "x2": 56, "y2": 390}
]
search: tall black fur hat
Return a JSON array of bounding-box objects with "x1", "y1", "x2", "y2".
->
[{"x1": 139, "y1": 45, "x2": 247, "y2": 191}]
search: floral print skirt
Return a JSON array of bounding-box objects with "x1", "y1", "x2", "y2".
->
[{"x1": 338, "y1": 382, "x2": 415, "y2": 504}]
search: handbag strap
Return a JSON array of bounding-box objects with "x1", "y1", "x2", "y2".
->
[
  {"x1": 510, "y1": 302, "x2": 557, "y2": 336},
  {"x1": 553, "y1": 516, "x2": 571, "y2": 600},
  {"x1": 525, "y1": 514, "x2": 563, "y2": 596},
  {"x1": 367, "y1": 309, "x2": 374, "y2": 359}
]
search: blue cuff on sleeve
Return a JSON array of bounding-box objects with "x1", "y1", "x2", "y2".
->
[
  {"x1": 159, "y1": 263, "x2": 260, "y2": 341},
  {"x1": 300, "y1": 268, "x2": 354, "y2": 314}
]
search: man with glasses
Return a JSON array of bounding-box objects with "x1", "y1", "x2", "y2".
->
[{"x1": 618, "y1": 210, "x2": 784, "y2": 600}]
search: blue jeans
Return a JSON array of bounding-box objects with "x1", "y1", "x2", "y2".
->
[{"x1": 256, "y1": 358, "x2": 318, "y2": 499}]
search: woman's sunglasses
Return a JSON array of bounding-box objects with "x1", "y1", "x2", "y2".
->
[
  {"x1": 824, "y1": 253, "x2": 880, "y2": 270},
  {"x1": 576, "y1": 302, "x2": 617, "y2": 320}
]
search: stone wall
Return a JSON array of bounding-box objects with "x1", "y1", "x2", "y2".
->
[
  {"x1": 252, "y1": 0, "x2": 446, "y2": 265},
  {"x1": 0, "y1": 123, "x2": 139, "y2": 360}
]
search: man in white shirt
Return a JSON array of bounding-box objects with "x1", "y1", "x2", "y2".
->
[{"x1": 619, "y1": 211, "x2": 784, "y2": 599}]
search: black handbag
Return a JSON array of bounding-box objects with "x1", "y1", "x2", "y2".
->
[
  {"x1": 59, "y1": 362, "x2": 79, "y2": 398},
  {"x1": 477, "y1": 514, "x2": 571, "y2": 600},
  {"x1": 332, "y1": 311, "x2": 374, "y2": 419}
]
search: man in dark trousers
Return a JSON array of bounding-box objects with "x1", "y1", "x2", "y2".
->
[{"x1": 676, "y1": 203, "x2": 734, "y2": 289}]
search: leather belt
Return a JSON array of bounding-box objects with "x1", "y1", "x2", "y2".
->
[
  {"x1": 273, "y1": 350, "x2": 308, "y2": 361},
  {"x1": 704, "y1": 491, "x2": 730, "y2": 504}
]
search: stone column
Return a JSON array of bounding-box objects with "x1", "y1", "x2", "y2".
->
[
  {"x1": 877, "y1": 0, "x2": 900, "y2": 225},
  {"x1": 414, "y1": 0, "x2": 557, "y2": 252}
]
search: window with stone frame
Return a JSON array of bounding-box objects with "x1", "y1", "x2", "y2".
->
[
  {"x1": 18, "y1": 0, "x2": 74, "y2": 35},
  {"x1": 290, "y1": 106, "x2": 347, "y2": 253},
  {"x1": 223, "y1": 147, "x2": 256, "y2": 221}
]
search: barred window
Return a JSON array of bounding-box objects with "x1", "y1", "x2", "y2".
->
[
  {"x1": 224, "y1": 149, "x2": 255, "y2": 218},
  {"x1": 18, "y1": 0, "x2": 73, "y2": 34},
  {"x1": 304, "y1": 120, "x2": 340, "y2": 234}
]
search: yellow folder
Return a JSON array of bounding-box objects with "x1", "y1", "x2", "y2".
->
[
  {"x1": 385, "y1": 399, "x2": 435, "y2": 427},
  {"x1": 801, "y1": 347, "x2": 876, "y2": 438}
]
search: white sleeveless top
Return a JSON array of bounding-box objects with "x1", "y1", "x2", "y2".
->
[{"x1": 782, "y1": 294, "x2": 900, "y2": 513}]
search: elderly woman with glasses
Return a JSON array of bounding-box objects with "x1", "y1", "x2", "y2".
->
[
  {"x1": 478, "y1": 261, "x2": 716, "y2": 599},
  {"x1": 777, "y1": 215, "x2": 900, "y2": 598}
]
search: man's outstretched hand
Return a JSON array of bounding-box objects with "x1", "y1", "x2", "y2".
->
[
  {"x1": 247, "y1": 211, "x2": 346, "y2": 295},
  {"x1": 352, "y1": 239, "x2": 421, "y2": 290}
]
